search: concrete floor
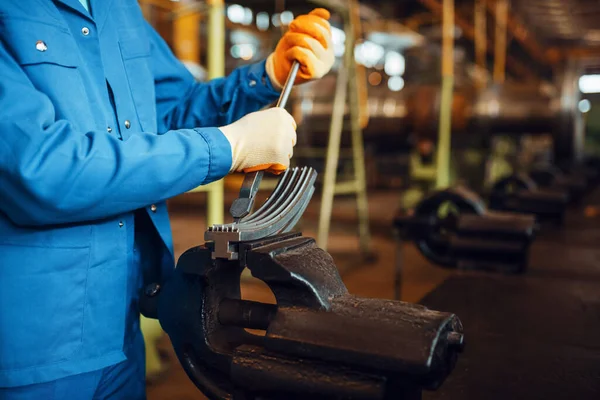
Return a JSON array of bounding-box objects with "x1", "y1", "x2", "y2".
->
[{"x1": 147, "y1": 189, "x2": 452, "y2": 400}]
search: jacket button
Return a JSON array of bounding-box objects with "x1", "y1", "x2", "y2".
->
[
  {"x1": 124, "y1": 120, "x2": 131, "y2": 129},
  {"x1": 107, "y1": 126, "x2": 112, "y2": 133},
  {"x1": 119, "y1": 221, "x2": 124, "y2": 227},
  {"x1": 249, "y1": 80, "x2": 257, "y2": 87},
  {"x1": 150, "y1": 204, "x2": 157, "y2": 212},
  {"x1": 35, "y1": 40, "x2": 47, "y2": 52},
  {"x1": 81, "y1": 27, "x2": 90, "y2": 36}
]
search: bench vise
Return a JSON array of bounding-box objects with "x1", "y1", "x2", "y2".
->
[
  {"x1": 140, "y1": 232, "x2": 464, "y2": 399},
  {"x1": 488, "y1": 174, "x2": 569, "y2": 225},
  {"x1": 395, "y1": 187, "x2": 536, "y2": 273},
  {"x1": 528, "y1": 166, "x2": 588, "y2": 203}
]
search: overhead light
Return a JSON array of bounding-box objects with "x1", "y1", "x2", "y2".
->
[
  {"x1": 384, "y1": 51, "x2": 405, "y2": 76},
  {"x1": 388, "y1": 76, "x2": 405, "y2": 92},
  {"x1": 579, "y1": 75, "x2": 600, "y2": 93},
  {"x1": 230, "y1": 30, "x2": 258, "y2": 45},
  {"x1": 280, "y1": 11, "x2": 294, "y2": 25},
  {"x1": 227, "y1": 4, "x2": 245, "y2": 24},
  {"x1": 242, "y1": 8, "x2": 253, "y2": 26},
  {"x1": 271, "y1": 13, "x2": 281, "y2": 27},
  {"x1": 355, "y1": 41, "x2": 385, "y2": 67},
  {"x1": 579, "y1": 99, "x2": 591, "y2": 113},
  {"x1": 230, "y1": 44, "x2": 255, "y2": 60},
  {"x1": 331, "y1": 26, "x2": 346, "y2": 57},
  {"x1": 256, "y1": 12, "x2": 269, "y2": 31},
  {"x1": 368, "y1": 71, "x2": 382, "y2": 86}
]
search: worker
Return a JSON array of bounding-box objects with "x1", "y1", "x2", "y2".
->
[{"x1": 0, "y1": 1, "x2": 334, "y2": 398}]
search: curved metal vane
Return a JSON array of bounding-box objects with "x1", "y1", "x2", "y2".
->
[{"x1": 205, "y1": 166, "x2": 317, "y2": 260}]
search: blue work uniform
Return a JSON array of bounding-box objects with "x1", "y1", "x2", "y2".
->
[{"x1": 0, "y1": 0, "x2": 280, "y2": 393}]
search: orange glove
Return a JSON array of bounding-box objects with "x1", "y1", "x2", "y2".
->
[{"x1": 266, "y1": 8, "x2": 335, "y2": 89}]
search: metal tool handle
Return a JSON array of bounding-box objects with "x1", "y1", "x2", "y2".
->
[
  {"x1": 230, "y1": 62, "x2": 301, "y2": 221},
  {"x1": 276, "y1": 61, "x2": 301, "y2": 108}
]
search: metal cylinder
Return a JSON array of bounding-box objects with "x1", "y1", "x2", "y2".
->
[
  {"x1": 471, "y1": 83, "x2": 557, "y2": 135},
  {"x1": 218, "y1": 299, "x2": 277, "y2": 330}
]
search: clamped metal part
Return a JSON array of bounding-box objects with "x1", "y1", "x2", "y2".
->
[
  {"x1": 145, "y1": 232, "x2": 464, "y2": 400},
  {"x1": 205, "y1": 166, "x2": 317, "y2": 260},
  {"x1": 206, "y1": 62, "x2": 306, "y2": 261},
  {"x1": 395, "y1": 186, "x2": 536, "y2": 273},
  {"x1": 488, "y1": 173, "x2": 569, "y2": 225}
]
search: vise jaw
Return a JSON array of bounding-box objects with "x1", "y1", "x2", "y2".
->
[{"x1": 141, "y1": 233, "x2": 464, "y2": 399}]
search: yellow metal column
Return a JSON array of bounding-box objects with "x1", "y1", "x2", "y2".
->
[
  {"x1": 187, "y1": 0, "x2": 225, "y2": 226},
  {"x1": 317, "y1": 3, "x2": 371, "y2": 254},
  {"x1": 347, "y1": 1, "x2": 371, "y2": 253},
  {"x1": 317, "y1": 32, "x2": 349, "y2": 250},
  {"x1": 435, "y1": 0, "x2": 454, "y2": 188},
  {"x1": 173, "y1": 1, "x2": 201, "y2": 64}
]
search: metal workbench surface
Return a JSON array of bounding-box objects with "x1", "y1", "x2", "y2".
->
[{"x1": 421, "y1": 188, "x2": 600, "y2": 400}]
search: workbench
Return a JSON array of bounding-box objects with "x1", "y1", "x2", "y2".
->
[{"x1": 421, "y1": 191, "x2": 600, "y2": 399}]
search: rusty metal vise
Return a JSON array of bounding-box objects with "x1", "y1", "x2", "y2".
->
[
  {"x1": 140, "y1": 232, "x2": 464, "y2": 399},
  {"x1": 395, "y1": 186, "x2": 536, "y2": 274}
]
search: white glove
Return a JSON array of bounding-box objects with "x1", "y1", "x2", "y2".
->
[{"x1": 219, "y1": 108, "x2": 297, "y2": 174}]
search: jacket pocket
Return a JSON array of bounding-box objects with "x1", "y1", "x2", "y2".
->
[
  {"x1": 0, "y1": 243, "x2": 89, "y2": 371},
  {"x1": 0, "y1": 16, "x2": 79, "y2": 68},
  {"x1": 119, "y1": 34, "x2": 157, "y2": 132},
  {"x1": 0, "y1": 16, "x2": 89, "y2": 124}
]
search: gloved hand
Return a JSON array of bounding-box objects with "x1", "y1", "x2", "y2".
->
[
  {"x1": 219, "y1": 108, "x2": 297, "y2": 175},
  {"x1": 266, "y1": 8, "x2": 335, "y2": 89}
]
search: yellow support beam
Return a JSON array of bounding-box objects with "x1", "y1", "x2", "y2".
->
[
  {"x1": 187, "y1": 0, "x2": 225, "y2": 226},
  {"x1": 485, "y1": 0, "x2": 554, "y2": 66},
  {"x1": 435, "y1": 0, "x2": 454, "y2": 189},
  {"x1": 317, "y1": 0, "x2": 371, "y2": 254},
  {"x1": 172, "y1": 1, "x2": 201, "y2": 64},
  {"x1": 419, "y1": 0, "x2": 536, "y2": 82},
  {"x1": 351, "y1": 4, "x2": 370, "y2": 129}
]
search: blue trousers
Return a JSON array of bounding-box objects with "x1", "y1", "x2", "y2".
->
[{"x1": 0, "y1": 329, "x2": 146, "y2": 400}]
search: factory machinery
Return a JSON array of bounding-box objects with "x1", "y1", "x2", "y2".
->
[{"x1": 292, "y1": 43, "x2": 588, "y2": 186}]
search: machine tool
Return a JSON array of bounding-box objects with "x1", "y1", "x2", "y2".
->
[
  {"x1": 139, "y1": 64, "x2": 465, "y2": 399},
  {"x1": 527, "y1": 165, "x2": 588, "y2": 202},
  {"x1": 395, "y1": 186, "x2": 536, "y2": 274},
  {"x1": 488, "y1": 173, "x2": 569, "y2": 225}
]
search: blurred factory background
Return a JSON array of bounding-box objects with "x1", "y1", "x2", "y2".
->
[
  {"x1": 141, "y1": 0, "x2": 600, "y2": 200},
  {"x1": 134, "y1": 0, "x2": 600, "y2": 397}
]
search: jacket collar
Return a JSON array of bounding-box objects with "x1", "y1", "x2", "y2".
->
[
  {"x1": 52, "y1": 0, "x2": 115, "y2": 32},
  {"x1": 52, "y1": 0, "x2": 92, "y2": 21}
]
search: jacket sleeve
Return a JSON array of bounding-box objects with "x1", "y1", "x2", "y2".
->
[
  {"x1": 0, "y1": 39, "x2": 232, "y2": 227},
  {"x1": 147, "y1": 22, "x2": 281, "y2": 132}
]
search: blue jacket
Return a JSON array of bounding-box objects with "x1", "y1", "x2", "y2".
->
[{"x1": 0, "y1": 0, "x2": 280, "y2": 387}]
